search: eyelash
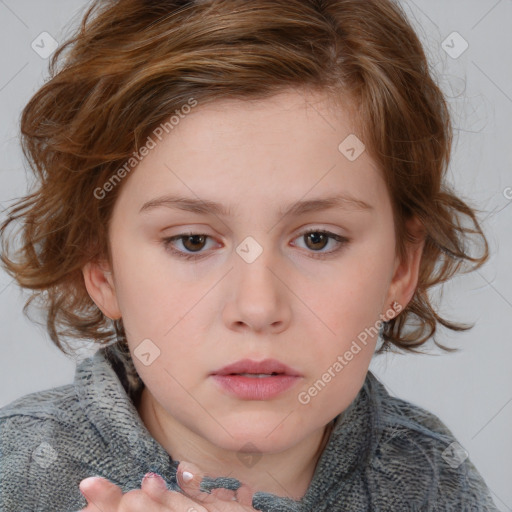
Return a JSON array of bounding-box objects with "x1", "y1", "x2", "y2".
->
[{"x1": 161, "y1": 229, "x2": 350, "y2": 261}]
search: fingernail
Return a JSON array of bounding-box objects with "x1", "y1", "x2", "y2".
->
[
  {"x1": 142, "y1": 472, "x2": 168, "y2": 489},
  {"x1": 182, "y1": 471, "x2": 194, "y2": 482}
]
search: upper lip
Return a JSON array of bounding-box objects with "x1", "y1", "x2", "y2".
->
[{"x1": 211, "y1": 358, "x2": 301, "y2": 376}]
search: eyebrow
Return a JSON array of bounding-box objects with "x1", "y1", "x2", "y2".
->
[{"x1": 139, "y1": 193, "x2": 374, "y2": 218}]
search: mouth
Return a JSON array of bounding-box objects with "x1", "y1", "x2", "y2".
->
[
  {"x1": 230, "y1": 373, "x2": 281, "y2": 378},
  {"x1": 211, "y1": 358, "x2": 302, "y2": 377},
  {"x1": 210, "y1": 359, "x2": 302, "y2": 400}
]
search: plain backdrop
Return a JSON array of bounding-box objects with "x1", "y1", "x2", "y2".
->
[{"x1": 0, "y1": 1, "x2": 511, "y2": 510}]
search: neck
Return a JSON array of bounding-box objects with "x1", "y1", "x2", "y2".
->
[{"x1": 137, "y1": 386, "x2": 335, "y2": 500}]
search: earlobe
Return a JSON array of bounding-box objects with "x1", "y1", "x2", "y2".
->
[{"x1": 82, "y1": 260, "x2": 122, "y2": 320}]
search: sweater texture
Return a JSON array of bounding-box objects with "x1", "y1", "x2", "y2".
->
[{"x1": 0, "y1": 345, "x2": 499, "y2": 511}]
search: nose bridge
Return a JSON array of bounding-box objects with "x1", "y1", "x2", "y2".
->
[
  {"x1": 224, "y1": 233, "x2": 291, "y2": 332},
  {"x1": 234, "y1": 233, "x2": 280, "y2": 300}
]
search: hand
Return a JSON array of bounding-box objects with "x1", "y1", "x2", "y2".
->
[{"x1": 79, "y1": 461, "x2": 258, "y2": 511}]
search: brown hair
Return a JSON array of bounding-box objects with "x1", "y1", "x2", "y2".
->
[{"x1": 0, "y1": 0, "x2": 488, "y2": 357}]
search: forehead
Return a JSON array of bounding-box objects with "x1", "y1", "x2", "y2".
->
[
  {"x1": 112, "y1": 89, "x2": 387, "y2": 221},
  {"x1": 171, "y1": 89, "x2": 355, "y2": 146}
]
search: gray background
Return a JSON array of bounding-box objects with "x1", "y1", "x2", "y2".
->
[{"x1": 0, "y1": 1, "x2": 511, "y2": 509}]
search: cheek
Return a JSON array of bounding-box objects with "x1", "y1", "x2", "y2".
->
[
  {"x1": 294, "y1": 256, "x2": 391, "y2": 421},
  {"x1": 109, "y1": 235, "x2": 185, "y2": 334},
  {"x1": 309, "y1": 247, "x2": 394, "y2": 338},
  {"x1": 111, "y1": 247, "x2": 210, "y2": 380},
  {"x1": 293, "y1": 232, "x2": 395, "y2": 405}
]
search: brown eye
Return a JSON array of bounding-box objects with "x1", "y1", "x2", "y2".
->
[
  {"x1": 163, "y1": 229, "x2": 349, "y2": 262},
  {"x1": 304, "y1": 232, "x2": 329, "y2": 251},
  {"x1": 162, "y1": 233, "x2": 215, "y2": 260},
  {"x1": 292, "y1": 229, "x2": 349, "y2": 259},
  {"x1": 181, "y1": 234, "x2": 207, "y2": 252}
]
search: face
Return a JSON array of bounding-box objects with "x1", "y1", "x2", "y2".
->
[{"x1": 84, "y1": 89, "x2": 423, "y2": 455}]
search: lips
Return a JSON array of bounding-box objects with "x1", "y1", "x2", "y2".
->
[
  {"x1": 210, "y1": 358, "x2": 302, "y2": 400},
  {"x1": 211, "y1": 358, "x2": 301, "y2": 377}
]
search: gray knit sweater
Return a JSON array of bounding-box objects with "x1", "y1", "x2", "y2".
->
[{"x1": 0, "y1": 346, "x2": 499, "y2": 511}]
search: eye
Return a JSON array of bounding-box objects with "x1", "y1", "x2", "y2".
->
[
  {"x1": 162, "y1": 229, "x2": 350, "y2": 261},
  {"x1": 162, "y1": 233, "x2": 216, "y2": 260},
  {"x1": 291, "y1": 229, "x2": 349, "y2": 259}
]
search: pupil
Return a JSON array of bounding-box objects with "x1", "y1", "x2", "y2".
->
[
  {"x1": 182, "y1": 234, "x2": 328, "y2": 253},
  {"x1": 307, "y1": 232, "x2": 327, "y2": 250},
  {"x1": 184, "y1": 235, "x2": 205, "y2": 252}
]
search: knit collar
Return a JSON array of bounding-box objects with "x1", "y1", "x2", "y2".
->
[
  {"x1": 298, "y1": 373, "x2": 382, "y2": 510},
  {"x1": 74, "y1": 347, "x2": 180, "y2": 486},
  {"x1": 74, "y1": 347, "x2": 383, "y2": 509}
]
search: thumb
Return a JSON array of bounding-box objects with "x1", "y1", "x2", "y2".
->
[
  {"x1": 79, "y1": 476, "x2": 123, "y2": 511},
  {"x1": 176, "y1": 461, "x2": 255, "y2": 506}
]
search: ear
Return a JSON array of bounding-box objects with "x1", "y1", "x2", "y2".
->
[
  {"x1": 82, "y1": 260, "x2": 121, "y2": 320},
  {"x1": 384, "y1": 216, "x2": 426, "y2": 317}
]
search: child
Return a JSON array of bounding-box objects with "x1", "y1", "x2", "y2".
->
[{"x1": 0, "y1": 0, "x2": 499, "y2": 510}]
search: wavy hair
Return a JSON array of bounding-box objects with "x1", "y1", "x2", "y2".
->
[{"x1": 0, "y1": 0, "x2": 489, "y2": 357}]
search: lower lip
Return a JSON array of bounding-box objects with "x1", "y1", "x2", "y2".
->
[{"x1": 211, "y1": 374, "x2": 301, "y2": 400}]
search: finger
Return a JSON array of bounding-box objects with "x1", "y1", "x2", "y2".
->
[
  {"x1": 210, "y1": 483, "x2": 259, "y2": 505},
  {"x1": 177, "y1": 461, "x2": 235, "y2": 503},
  {"x1": 79, "y1": 476, "x2": 123, "y2": 511},
  {"x1": 142, "y1": 483, "x2": 209, "y2": 512},
  {"x1": 140, "y1": 472, "x2": 169, "y2": 501},
  {"x1": 118, "y1": 489, "x2": 186, "y2": 511},
  {"x1": 233, "y1": 482, "x2": 256, "y2": 507},
  {"x1": 211, "y1": 487, "x2": 238, "y2": 501},
  {"x1": 176, "y1": 461, "x2": 255, "y2": 507},
  {"x1": 140, "y1": 472, "x2": 237, "y2": 506}
]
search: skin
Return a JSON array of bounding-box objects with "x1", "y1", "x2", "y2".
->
[
  {"x1": 82, "y1": 88, "x2": 425, "y2": 503},
  {"x1": 79, "y1": 461, "x2": 257, "y2": 511}
]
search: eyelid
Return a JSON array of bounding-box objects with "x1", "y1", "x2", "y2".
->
[
  {"x1": 162, "y1": 232, "x2": 219, "y2": 260},
  {"x1": 291, "y1": 228, "x2": 349, "y2": 259},
  {"x1": 161, "y1": 227, "x2": 350, "y2": 261}
]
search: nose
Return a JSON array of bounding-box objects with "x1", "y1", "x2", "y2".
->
[{"x1": 222, "y1": 246, "x2": 292, "y2": 335}]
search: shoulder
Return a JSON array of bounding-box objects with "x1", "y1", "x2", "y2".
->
[
  {"x1": 0, "y1": 382, "x2": 90, "y2": 436},
  {"x1": 0, "y1": 385, "x2": 101, "y2": 511},
  {"x1": 364, "y1": 372, "x2": 499, "y2": 511}
]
